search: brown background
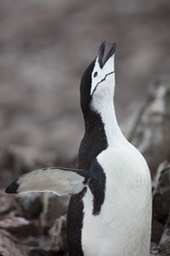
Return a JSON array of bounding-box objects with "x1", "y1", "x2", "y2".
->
[{"x1": 0, "y1": 0, "x2": 170, "y2": 169}]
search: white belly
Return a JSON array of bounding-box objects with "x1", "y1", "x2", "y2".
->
[
  {"x1": 82, "y1": 188, "x2": 151, "y2": 256},
  {"x1": 82, "y1": 148, "x2": 152, "y2": 256}
]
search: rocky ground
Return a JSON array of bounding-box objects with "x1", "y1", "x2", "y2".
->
[{"x1": 0, "y1": 0, "x2": 170, "y2": 255}]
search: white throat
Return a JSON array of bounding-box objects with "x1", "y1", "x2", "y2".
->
[{"x1": 92, "y1": 94, "x2": 127, "y2": 146}]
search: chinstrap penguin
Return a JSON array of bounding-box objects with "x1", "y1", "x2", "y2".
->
[{"x1": 5, "y1": 42, "x2": 152, "y2": 256}]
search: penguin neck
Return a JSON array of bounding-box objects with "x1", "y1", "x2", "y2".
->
[
  {"x1": 91, "y1": 94, "x2": 127, "y2": 147},
  {"x1": 79, "y1": 107, "x2": 108, "y2": 169},
  {"x1": 83, "y1": 109, "x2": 106, "y2": 133}
]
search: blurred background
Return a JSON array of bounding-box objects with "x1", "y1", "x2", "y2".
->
[
  {"x1": 0, "y1": 0, "x2": 170, "y2": 169},
  {"x1": 0, "y1": 0, "x2": 170, "y2": 255}
]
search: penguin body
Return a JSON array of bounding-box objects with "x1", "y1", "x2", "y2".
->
[
  {"x1": 5, "y1": 42, "x2": 152, "y2": 256},
  {"x1": 82, "y1": 146, "x2": 151, "y2": 256}
]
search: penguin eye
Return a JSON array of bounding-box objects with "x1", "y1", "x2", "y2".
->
[{"x1": 94, "y1": 71, "x2": 98, "y2": 78}]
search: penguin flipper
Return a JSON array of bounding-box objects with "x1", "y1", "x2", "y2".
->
[{"x1": 5, "y1": 167, "x2": 88, "y2": 196}]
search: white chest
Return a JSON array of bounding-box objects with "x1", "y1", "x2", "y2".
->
[{"x1": 81, "y1": 147, "x2": 152, "y2": 256}]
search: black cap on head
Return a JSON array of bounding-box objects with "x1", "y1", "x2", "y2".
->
[{"x1": 80, "y1": 59, "x2": 95, "y2": 113}]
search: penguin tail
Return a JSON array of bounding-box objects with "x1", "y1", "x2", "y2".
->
[{"x1": 5, "y1": 167, "x2": 88, "y2": 196}]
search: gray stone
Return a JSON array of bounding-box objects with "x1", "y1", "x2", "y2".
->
[
  {"x1": 49, "y1": 215, "x2": 67, "y2": 252},
  {"x1": 0, "y1": 229, "x2": 27, "y2": 256},
  {"x1": 42, "y1": 192, "x2": 69, "y2": 228},
  {"x1": 129, "y1": 77, "x2": 170, "y2": 175},
  {"x1": 153, "y1": 164, "x2": 170, "y2": 223},
  {"x1": 152, "y1": 219, "x2": 164, "y2": 244},
  {"x1": 0, "y1": 216, "x2": 39, "y2": 237},
  {"x1": 15, "y1": 192, "x2": 43, "y2": 220},
  {"x1": 0, "y1": 191, "x2": 15, "y2": 215},
  {"x1": 159, "y1": 212, "x2": 170, "y2": 255}
]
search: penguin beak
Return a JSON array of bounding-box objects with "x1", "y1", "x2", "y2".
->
[
  {"x1": 98, "y1": 41, "x2": 116, "y2": 68},
  {"x1": 98, "y1": 41, "x2": 105, "y2": 68}
]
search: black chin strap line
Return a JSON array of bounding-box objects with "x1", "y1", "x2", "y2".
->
[{"x1": 91, "y1": 71, "x2": 115, "y2": 96}]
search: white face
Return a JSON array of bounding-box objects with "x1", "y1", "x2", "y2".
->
[{"x1": 90, "y1": 52, "x2": 115, "y2": 98}]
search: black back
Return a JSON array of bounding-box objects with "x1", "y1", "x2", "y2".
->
[{"x1": 67, "y1": 60, "x2": 108, "y2": 256}]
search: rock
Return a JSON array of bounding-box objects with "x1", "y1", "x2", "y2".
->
[
  {"x1": 129, "y1": 76, "x2": 170, "y2": 175},
  {"x1": 0, "y1": 148, "x2": 30, "y2": 189},
  {"x1": 15, "y1": 192, "x2": 43, "y2": 220},
  {"x1": 153, "y1": 163, "x2": 170, "y2": 223},
  {"x1": 49, "y1": 215, "x2": 67, "y2": 252},
  {"x1": 0, "y1": 216, "x2": 39, "y2": 237},
  {"x1": 0, "y1": 191, "x2": 15, "y2": 215},
  {"x1": 0, "y1": 149, "x2": 23, "y2": 172},
  {"x1": 28, "y1": 249, "x2": 67, "y2": 256},
  {"x1": 151, "y1": 161, "x2": 170, "y2": 253},
  {"x1": 0, "y1": 229, "x2": 27, "y2": 256},
  {"x1": 159, "y1": 212, "x2": 170, "y2": 255},
  {"x1": 152, "y1": 219, "x2": 164, "y2": 244},
  {"x1": 42, "y1": 193, "x2": 69, "y2": 228},
  {"x1": 150, "y1": 243, "x2": 161, "y2": 256}
]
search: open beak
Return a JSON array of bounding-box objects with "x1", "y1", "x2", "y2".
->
[{"x1": 98, "y1": 41, "x2": 116, "y2": 68}]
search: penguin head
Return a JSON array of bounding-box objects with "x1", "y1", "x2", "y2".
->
[{"x1": 80, "y1": 42, "x2": 116, "y2": 114}]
